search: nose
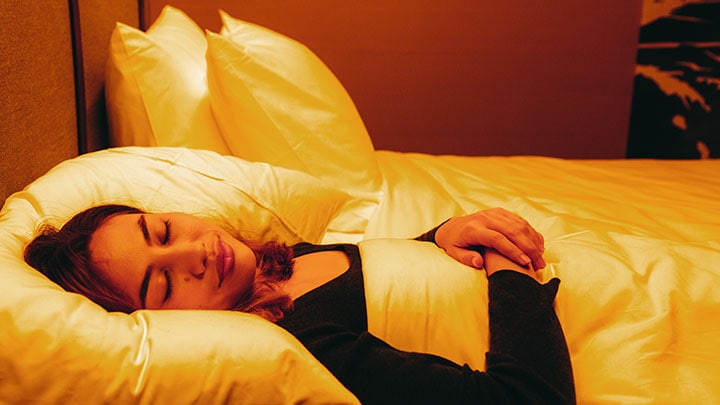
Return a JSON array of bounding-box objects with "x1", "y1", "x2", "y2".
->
[{"x1": 158, "y1": 240, "x2": 207, "y2": 279}]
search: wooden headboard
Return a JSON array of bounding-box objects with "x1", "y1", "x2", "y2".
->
[{"x1": 0, "y1": 0, "x2": 141, "y2": 204}]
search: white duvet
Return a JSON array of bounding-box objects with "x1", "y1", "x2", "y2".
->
[{"x1": 360, "y1": 151, "x2": 720, "y2": 404}]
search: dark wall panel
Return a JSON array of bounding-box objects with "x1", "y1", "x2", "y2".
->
[{"x1": 145, "y1": 0, "x2": 642, "y2": 158}]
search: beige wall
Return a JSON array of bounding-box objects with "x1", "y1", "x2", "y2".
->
[{"x1": 146, "y1": 1, "x2": 642, "y2": 158}]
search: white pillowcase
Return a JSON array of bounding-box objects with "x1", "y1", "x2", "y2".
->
[
  {"x1": 0, "y1": 146, "x2": 357, "y2": 403},
  {"x1": 106, "y1": 6, "x2": 382, "y2": 237},
  {"x1": 206, "y1": 11, "x2": 383, "y2": 201},
  {"x1": 106, "y1": 6, "x2": 229, "y2": 153},
  {"x1": 25, "y1": 147, "x2": 349, "y2": 244}
]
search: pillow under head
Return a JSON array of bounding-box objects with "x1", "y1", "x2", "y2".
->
[{"x1": 0, "y1": 146, "x2": 357, "y2": 403}]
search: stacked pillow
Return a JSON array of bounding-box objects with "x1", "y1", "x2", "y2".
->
[
  {"x1": 207, "y1": 12, "x2": 382, "y2": 197},
  {"x1": 106, "y1": 7, "x2": 228, "y2": 153},
  {"x1": 106, "y1": 6, "x2": 383, "y2": 236}
]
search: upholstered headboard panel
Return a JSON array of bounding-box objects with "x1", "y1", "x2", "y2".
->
[
  {"x1": 1, "y1": 1, "x2": 78, "y2": 203},
  {"x1": 0, "y1": 0, "x2": 140, "y2": 204}
]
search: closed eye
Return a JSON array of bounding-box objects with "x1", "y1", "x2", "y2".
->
[
  {"x1": 162, "y1": 220, "x2": 172, "y2": 245},
  {"x1": 163, "y1": 269, "x2": 172, "y2": 303}
]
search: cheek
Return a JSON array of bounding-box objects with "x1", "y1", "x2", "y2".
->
[
  {"x1": 177, "y1": 279, "x2": 237, "y2": 310},
  {"x1": 92, "y1": 257, "x2": 140, "y2": 303}
]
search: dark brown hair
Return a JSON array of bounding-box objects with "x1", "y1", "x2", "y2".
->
[
  {"x1": 234, "y1": 240, "x2": 294, "y2": 321},
  {"x1": 24, "y1": 204, "x2": 294, "y2": 321}
]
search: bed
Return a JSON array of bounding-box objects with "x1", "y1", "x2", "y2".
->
[{"x1": 1, "y1": 1, "x2": 719, "y2": 404}]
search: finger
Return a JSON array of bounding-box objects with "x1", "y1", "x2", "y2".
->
[
  {"x1": 485, "y1": 219, "x2": 544, "y2": 267},
  {"x1": 503, "y1": 215, "x2": 544, "y2": 252},
  {"x1": 480, "y1": 210, "x2": 537, "y2": 241},
  {"x1": 445, "y1": 246, "x2": 485, "y2": 269},
  {"x1": 482, "y1": 231, "x2": 533, "y2": 267},
  {"x1": 503, "y1": 226, "x2": 545, "y2": 269},
  {"x1": 498, "y1": 209, "x2": 544, "y2": 245}
]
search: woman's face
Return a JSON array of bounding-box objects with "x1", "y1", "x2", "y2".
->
[{"x1": 89, "y1": 212, "x2": 258, "y2": 310}]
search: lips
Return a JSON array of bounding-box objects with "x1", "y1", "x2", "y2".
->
[{"x1": 216, "y1": 239, "x2": 235, "y2": 287}]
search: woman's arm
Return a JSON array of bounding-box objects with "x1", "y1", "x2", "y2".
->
[
  {"x1": 483, "y1": 250, "x2": 576, "y2": 403},
  {"x1": 291, "y1": 278, "x2": 574, "y2": 404},
  {"x1": 286, "y1": 248, "x2": 575, "y2": 404}
]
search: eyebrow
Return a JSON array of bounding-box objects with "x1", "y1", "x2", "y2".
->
[{"x1": 137, "y1": 215, "x2": 152, "y2": 308}]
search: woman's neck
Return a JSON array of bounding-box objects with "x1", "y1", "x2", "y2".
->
[{"x1": 282, "y1": 250, "x2": 350, "y2": 299}]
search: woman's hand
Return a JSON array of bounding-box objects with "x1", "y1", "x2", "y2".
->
[
  {"x1": 483, "y1": 248, "x2": 539, "y2": 281},
  {"x1": 434, "y1": 208, "x2": 546, "y2": 270}
]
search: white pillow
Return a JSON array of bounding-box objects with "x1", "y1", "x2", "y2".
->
[
  {"x1": 106, "y1": 6, "x2": 229, "y2": 153},
  {"x1": 0, "y1": 147, "x2": 357, "y2": 403},
  {"x1": 21, "y1": 147, "x2": 349, "y2": 244},
  {"x1": 206, "y1": 11, "x2": 383, "y2": 203}
]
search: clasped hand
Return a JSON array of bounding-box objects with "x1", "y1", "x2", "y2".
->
[{"x1": 434, "y1": 208, "x2": 546, "y2": 270}]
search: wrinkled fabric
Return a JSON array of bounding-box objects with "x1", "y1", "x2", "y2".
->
[{"x1": 364, "y1": 152, "x2": 720, "y2": 404}]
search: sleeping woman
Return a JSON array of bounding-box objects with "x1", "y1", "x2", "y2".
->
[{"x1": 24, "y1": 205, "x2": 575, "y2": 404}]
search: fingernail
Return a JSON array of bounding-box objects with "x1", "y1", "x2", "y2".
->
[{"x1": 520, "y1": 254, "x2": 531, "y2": 264}]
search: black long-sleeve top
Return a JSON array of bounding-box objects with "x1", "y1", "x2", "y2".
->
[{"x1": 277, "y1": 233, "x2": 575, "y2": 404}]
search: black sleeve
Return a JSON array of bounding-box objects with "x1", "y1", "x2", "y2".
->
[
  {"x1": 414, "y1": 221, "x2": 448, "y2": 244},
  {"x1": 291, "y1": 271, "x2": 576, "y2": 405}
]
